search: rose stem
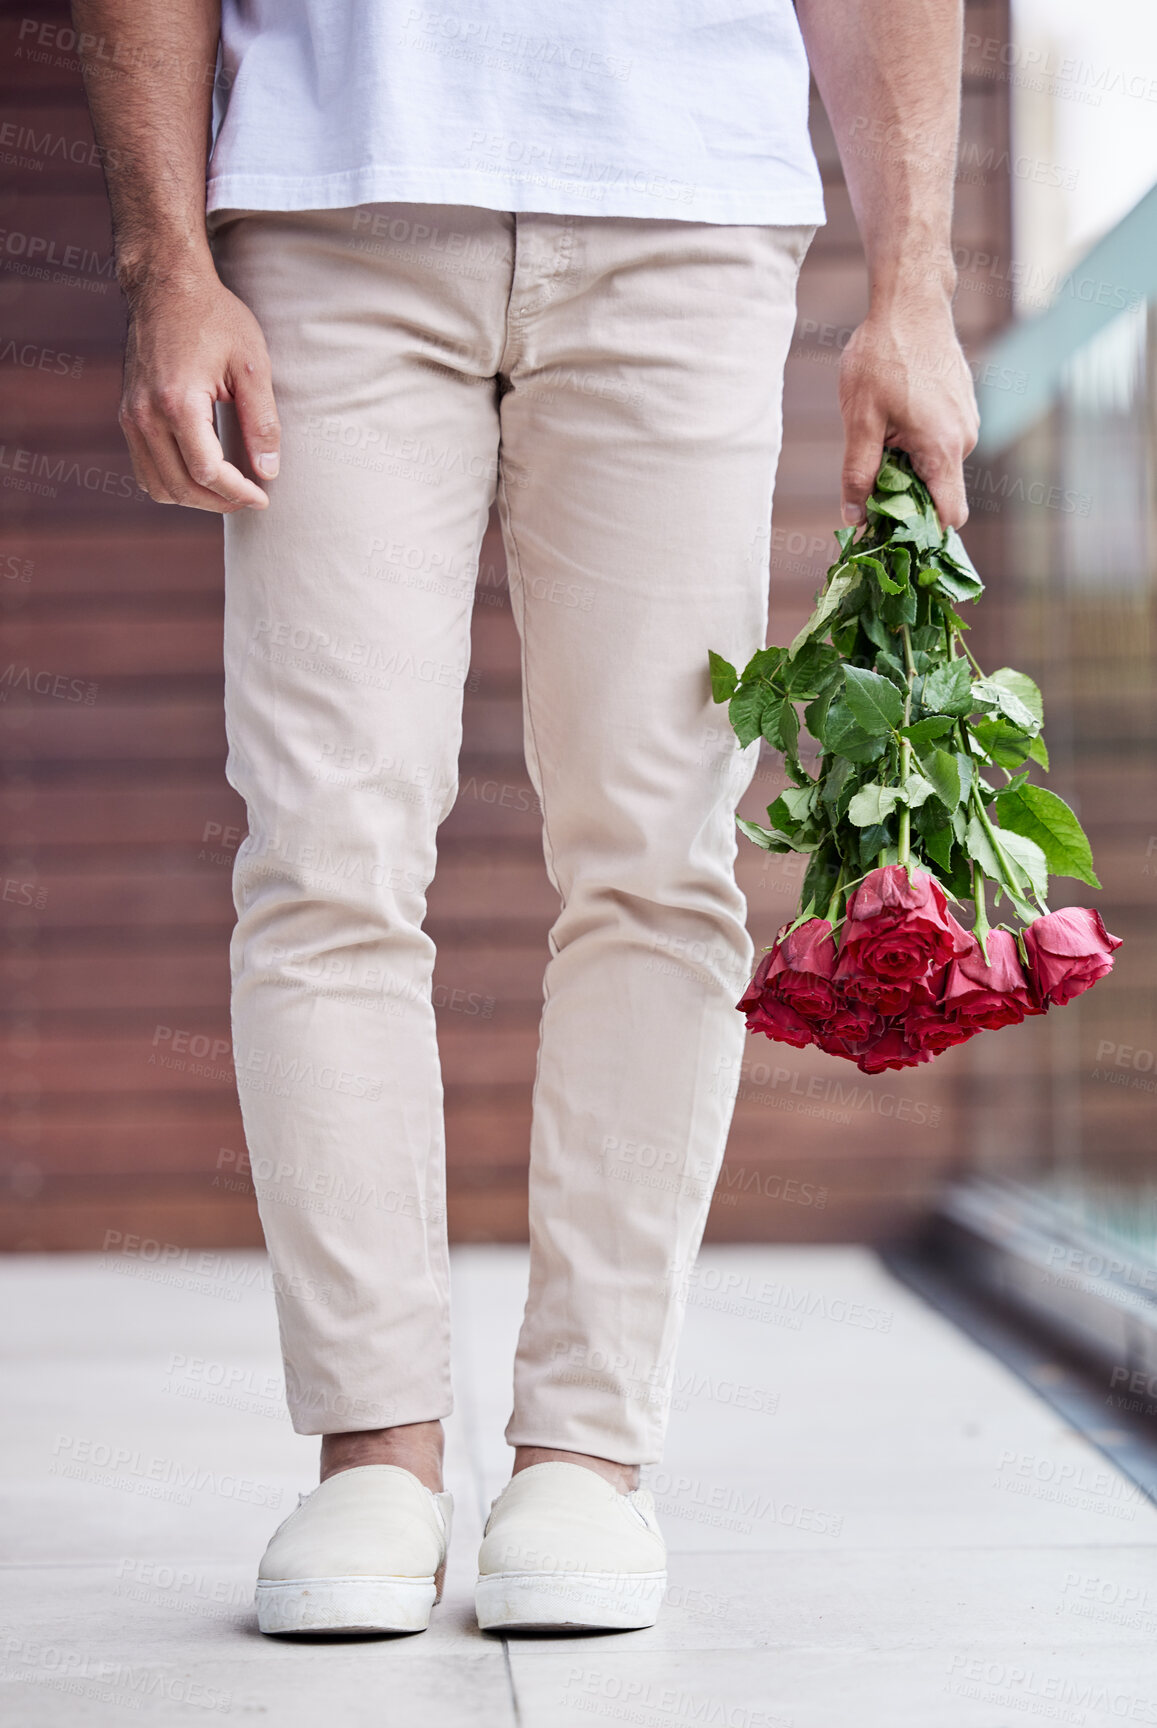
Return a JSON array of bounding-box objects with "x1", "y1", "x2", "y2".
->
[
  {"x1": 897, "y1": 623, "x2": 916, "y2": 869},
  {"x1": 824, "y1": 865, "x2": 846, "y2": 927},
  {"x1": 971, "y1": 859, "x2": 992, "y2": 964}
]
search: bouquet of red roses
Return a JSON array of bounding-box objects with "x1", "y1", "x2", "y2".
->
[{"x1": 709, "y1": 450, "x2": 1121, "y2": 1074}]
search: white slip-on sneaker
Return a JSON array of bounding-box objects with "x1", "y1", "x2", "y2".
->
[
  {"x1": 475, "y1": 1461, "x2": 666, "y2": 1632},
  {"x1": 255, "y1": 1464, "x2": 453, "y2": 1635}
]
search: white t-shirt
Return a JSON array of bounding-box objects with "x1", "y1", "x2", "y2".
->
[{"x1": 207, "y1": 1, "x2": 826, "y2": 226}]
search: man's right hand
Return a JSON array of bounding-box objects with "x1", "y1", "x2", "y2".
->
[{"x1": 119, "y1": 271, "x2": 281, "y2": 513}]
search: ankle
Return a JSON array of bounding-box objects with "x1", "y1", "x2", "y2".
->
[
  {"x1": 320, "y1": 1420, "x2": 445, "y2": 1493},
  {"x1": 512, "y1": 1445, "x2": 640, "y2": 1493}
]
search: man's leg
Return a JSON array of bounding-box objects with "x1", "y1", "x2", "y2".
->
[
  {"x1": 211, "y1": 202, "x2": 514, "y2": 1487},
  {"x1": 495, "y1": 212, "x2": 815, "y2": 1476}
]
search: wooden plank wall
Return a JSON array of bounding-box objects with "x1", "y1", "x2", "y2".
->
[{"x1": 2, "y1": 2, "x2": 1018, "y2": 1250}]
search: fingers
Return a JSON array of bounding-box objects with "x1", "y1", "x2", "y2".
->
[
  {"x1": 120, "y1": 386, "x2": 268, "y2": 513},
  {"x1": 170, "y1": 385, "x2": 270, "y2": 507},
  {"x1": 904, "y1": 442, "x2": 970, "y2": 529},
  {"x1": 840, "y1": 404, "x2": 887, "y2": 528},
  {"x1": 907, "y1": 368, "x2": 980, "y2": 529},
  {"x1": 231, "y1": 359, "x2": 282, "y2": 482}
]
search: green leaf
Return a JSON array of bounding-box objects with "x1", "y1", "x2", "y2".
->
[
  {"x1": 870, "y1": 491, "x2": 919, "y2": 521},
  {"x1": 919, "y1": 658, "x2": 972, "y2": 717},
  {"x1": 955, "y1": 752, "x2": 974, "y2": 805},
  {"x1": 843, "y1": 665, "x2": 904, "y2": 735},
  {"x1": 803, "y1": 671, "x2": 841, "y2": 743},
  {"x1": 783, "y1": 640, "x2": 840, "y2": 698},
  {"x1": 941, "y1": 526, "x2": 981, "y2": 580},
  {"x1": 735, "y1": 817, "x2": 798, "y2": 854},
  {"x1": 823, "y1": 699, "x2": 889, "y2": 763},
  {"x1": 890, "y1": 545, "x2": 912, "y2": 581},
  {"x1": 758, "y1": 695, "x2": 787, "y2": 751},
  {"x1": 988, "y1": 667, "x2": 1044, "y2": 728},
  {"x1": 881, "y1": 584, "x2": 918, "y2": 629},
  {"x1": 834, "y1": 526, "x2": 856, "y2": 556},
  {"x1": 923, "y1": 824, "x2": 955, "y2": 872},
  {"x1": 971, "y1": 679, "x2": 1040, "y2": 734},
  {"x1": 1028, "y1": 733, "x2": 1050, "y2": 770},
  {"x1": 900, "y1": 716, "x2": 956, "y2": 747},
  {"x1": 859, "y1": 822, "x2": 894, "y2": 864},
  {"x1": 851, "y1": 552, "x2": 903, "y2": 595},
  {"x1": 875, "y1": 459, "x2": 913, "y2": 493},
  {"x1": 739, "y1": 645, "x2": 785, "y2": 684},
  {"x1": 915, "y1": 747, "x2": 961, "y2": 809},
  {"x1": 996, "y1": 829, "x2": 1050, "y2": 903},
  {"x1": 767, "y1": 786, "x2": 816, "y2": 835},
  {"x1": 779, "y1": 697, "x2": 800, "y2": 759},
  {"x1": 895, "y1": 512, "x2": 945, "y2": 556},
  {"x1": 728, "y1": 682, "x2": 768, "y2": 748},
  {"x1": 859, "y1": 609, "x2": 892, "y2": 651},
  {"x1": 993, "y1": 783, "x2": 1101, "y2": 887},
  {"x1": 788, "y1": 570, "x2": 861, "y2": 657},
  {"x1": 802, "y1": 844, "x2": 841, "y2": 911},
  {"x1": 708, "y1": 651, "x2": 738, "y2": 703},
  {"x1": 848, "y1": 783, "x2": 904, "y2": 827},
  {"x1": 902, "y1": 772, "x2": 937, "y2": 810},
  {"x1": 964, "y1": 814, "x2": 1037, "y2": 919},
  {"x1": 970, "y1": 715, "x2": 1035, "y2": 771}
]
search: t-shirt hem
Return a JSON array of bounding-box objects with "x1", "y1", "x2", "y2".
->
[{"x1": 206, "y1": 166, "x2": 826, "y2": 226}]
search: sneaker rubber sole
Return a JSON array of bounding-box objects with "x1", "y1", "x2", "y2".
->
[
  {"x1": 256, "y1": 1574, "x2": 438, "y2": 1635},
  {"x1": 475, "y1": 1569, "x2": 666, "y2": 1631}
]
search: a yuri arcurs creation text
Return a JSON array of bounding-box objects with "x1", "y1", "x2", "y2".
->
[{"x1": 709, "y1": 450, "x2": 1121, "y2": 1075}]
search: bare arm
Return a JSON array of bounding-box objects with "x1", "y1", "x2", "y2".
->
[
  {"x1": 795, "y1": 0, "x2": 979, "y2": 528},
  {"x1": 72, "y1": 0, "x2": 279, "y2": 511}
]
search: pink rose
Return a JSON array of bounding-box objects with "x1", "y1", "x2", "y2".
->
[
  {"x1": 1022, "y1": 907, "x2": 1122, "y2": 1009},
  {"x1": 943, "y1": 927, "x2": 1035, "y2": 1031}
]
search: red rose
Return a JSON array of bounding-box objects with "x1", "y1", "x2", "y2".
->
[
  {"x1": 742, "y1": 994, "x2": 814, "y2": 1049},
  {"x1": 1022, "y1": 908, "x2": 1122, "y2": 1009},
  {"x1": 814, "y1": 999, "x2": 881, "y2": 1055},
  {"x1": 769, "y1": 918, "x2": 839, "y2": 1024},
  {"x1": 943, "y1": 928, "x2": 1034, "y2": 1031},
  {"x1": 904, "y1": 1004, "x2": 978, "y2": 1055},
  {"x1": 840, "y1": 864, "x2": 974, "y2": 991},
  {"x1": 833, "y1": 956, "x2": 913, "y2": 1017},
  {"x1": 736, "y1": 919, "x2": 837, "y2": 1045},
  {"x1": 854, "y1": 1024, "x2": 934, "y2": 1074}
]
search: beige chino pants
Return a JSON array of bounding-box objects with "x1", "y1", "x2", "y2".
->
[{"x1": 209, "y1": 203, "x2": 813, "y2": 1463}]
